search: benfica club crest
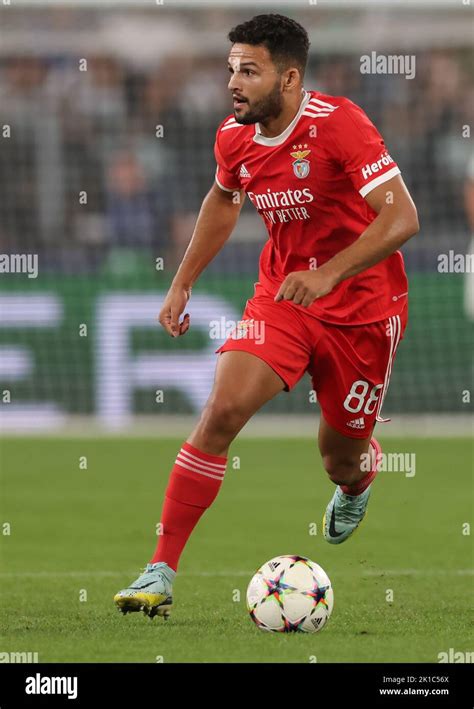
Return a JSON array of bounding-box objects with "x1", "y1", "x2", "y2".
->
[{"x1": 290, "y1": 143, "x2": 311, "y2": 179}]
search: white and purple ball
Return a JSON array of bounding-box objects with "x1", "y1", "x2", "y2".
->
[{"x1": 246, "y1": 554, "x2": 334, "y2": 633}]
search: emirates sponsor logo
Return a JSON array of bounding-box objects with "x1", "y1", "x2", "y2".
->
[{"x1": 247, "y1": 187, "x2": 314, "y2": 210}]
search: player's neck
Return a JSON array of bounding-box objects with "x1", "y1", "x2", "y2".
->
[{"x1": 257, "y1": 88, "x2": 306, "y2": 139}]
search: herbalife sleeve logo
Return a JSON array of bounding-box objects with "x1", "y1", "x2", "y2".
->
[{"x1": 0, "y1": 254, "x2": 38, "y2": 278}]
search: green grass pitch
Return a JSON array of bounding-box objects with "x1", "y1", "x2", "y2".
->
[{"x1": 0, "y1": 436, "x2": 472, "y2": 663}]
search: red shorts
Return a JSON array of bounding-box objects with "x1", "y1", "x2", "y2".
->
[{"x1": 215, "y1": 283, "x2": 408, "y2": 439}]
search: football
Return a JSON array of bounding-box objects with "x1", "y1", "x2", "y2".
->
[{"x1": 246, "y1": 555, "x2": 334, "y2": 633}]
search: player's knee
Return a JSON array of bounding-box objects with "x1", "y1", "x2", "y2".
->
[
  {"x1": 199, "y1": 397, "x2": 250, "y2": 439},
  {"x1": 322, "y1": 453, "x2": 361, "y2": 485}
]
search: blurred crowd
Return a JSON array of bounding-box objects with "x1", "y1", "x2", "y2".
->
[
  {"x1": 0, "y1": 16, "x2": 472, "y2": 273},
  {"x1": 0, "y1": 52, "x2": 227, "y2": 270}
]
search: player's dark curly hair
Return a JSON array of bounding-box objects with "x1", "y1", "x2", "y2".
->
[{"x1": 228, "y1": 14, "x2": 310, "y2": 78}]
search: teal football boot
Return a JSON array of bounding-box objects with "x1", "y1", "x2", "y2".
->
[
  {"x1": 323, "y1": 437, "x2": 381, "y2": 544},
  {"x1": 323, "y1": 485, "x2": 372, "y2": 544},
  {"x1": 114, "y1": 562, "x2": 175, "y2": 620}
]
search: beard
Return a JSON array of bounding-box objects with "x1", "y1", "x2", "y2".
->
[{"x1": 234, "y1": 80, "x2": 283, "y2": 125}]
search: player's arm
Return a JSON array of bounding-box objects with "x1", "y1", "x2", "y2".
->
[
  {"x1": 159, "y1": 182, "x2": 245, "y2": 336},
  {"x1": 275, "y1": 174, "x2": 418, "y2": 306},
  {"x1": 312, "y1": 174, "x2": 419, "y2": 288}
]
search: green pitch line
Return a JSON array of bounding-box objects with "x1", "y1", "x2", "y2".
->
[{"x1": 0, "y1": 437, "x2": 472, "y2": 663}]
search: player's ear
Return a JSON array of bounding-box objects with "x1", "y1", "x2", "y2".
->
[{"x1": 282, "y1": 67, "x2": 301, "y2": 91}]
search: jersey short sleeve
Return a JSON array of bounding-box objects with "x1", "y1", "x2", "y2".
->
[
  {"x1": 328, "y1": 100, "x2": 401, "y2": 198},
  {"x1": 214, "y1": 122, "x2": 241, "y2": 192}
]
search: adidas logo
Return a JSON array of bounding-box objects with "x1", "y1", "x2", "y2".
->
[
  {"x1": 347, "y1": 417, "x2": 365, "y2": 429},
  {"x1": 239, "y1": 163, "x2": 251, "y2": 178},
  {"x1": 268, "y1": 561, "x2": 281, "y2": 571}
]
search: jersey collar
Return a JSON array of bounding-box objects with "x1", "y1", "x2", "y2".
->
[{"x1": 253, "y1": 89, "x2": 311, "y2": 147}]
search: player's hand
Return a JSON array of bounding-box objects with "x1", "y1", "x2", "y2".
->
[
  {"x1": 158, "y1": 284, "x2": 191, "y2": 337},
  {"x1": 274, "y1": 269, "x2": 336, "y2": 307}
]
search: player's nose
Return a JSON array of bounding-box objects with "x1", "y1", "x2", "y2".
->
[{"x1": 227, "y1": 72, "x2": 241, "y2": 92}]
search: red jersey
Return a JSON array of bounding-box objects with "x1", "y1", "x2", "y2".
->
[{"x1": 214, "y1": 88, "x2": 408, "y2": 325}]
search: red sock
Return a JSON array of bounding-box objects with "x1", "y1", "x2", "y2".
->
[
  {"x1": 340, "y1": 437, "x2": 381, "y2": 496},
  {"x1": 150, "y1": 442, "x2": 227, "y2": 571}
]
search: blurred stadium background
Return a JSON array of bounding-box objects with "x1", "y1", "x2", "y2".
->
[{"x1": 0, "y1": 0, "x2": 472, "y2": 435}]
